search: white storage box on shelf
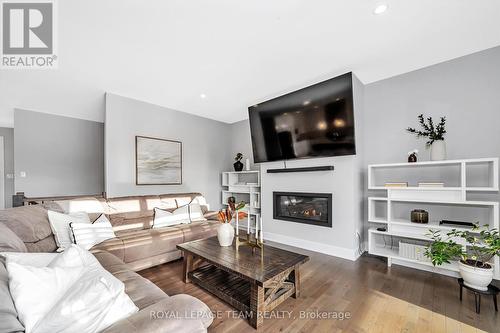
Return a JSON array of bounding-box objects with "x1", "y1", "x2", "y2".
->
[{"x1": 367, "y1": 158, "x2": 499, "y2": 278}]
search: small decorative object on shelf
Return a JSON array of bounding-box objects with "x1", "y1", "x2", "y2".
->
[
  {"x1": 425, "y1": 224, "x2": 500, "y2": 291},
  {"x1": 410, "y1": 209, "x2": 429, "y2": 224},
  {"x1": 439, "y1": 220, "x2": 475, "y2": 228},
  {"x1": 407, "y1": 114, "x2": 447, "y2": 161},
  {"x1": 233, "y1": 153, "x2": 244, "y2": 171},
  {"x1": 384, "y1": 182, "x2": 408, "y2": 188},
  {"x1": 408, "y1": 149, "x2": 418, "y2": 163},
  {"x1": 245, "y1": 158, "x2": 250, "y2": 171}
]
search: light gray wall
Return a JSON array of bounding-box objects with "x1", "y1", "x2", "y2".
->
[
  {"x1": 230, "y1": 119, "x2": 257, "y2": 171},
  {"x1": 105, "y1": 93, "x2": 232, "y2": 209},
  {"x1": 364, "y1": 45, "x2": 500, "y2": 205},
  {"x1": 364, "y1": 46, "x2": 500, "y2": 165},
  {"x1": 14, "y1": 109, "x2": 104, "y2": 197},
  {"x1": 0, "y1": 128, "x2": 14, "y2": 207}
]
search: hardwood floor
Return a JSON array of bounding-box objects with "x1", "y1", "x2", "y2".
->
[{"x1": 139, "y1": 242, "x2": 499, "y2": 333}]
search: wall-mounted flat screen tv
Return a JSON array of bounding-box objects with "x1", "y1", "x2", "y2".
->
[{"x1": 248, "y1": 72, "x2": 356, "y2": 163}]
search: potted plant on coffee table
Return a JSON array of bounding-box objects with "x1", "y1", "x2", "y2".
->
[
  {"x1": 425, "y1": 225, "x2": 500, "y2": 291},
  {"x1": 216, "y1": 201, "x2": 247, "y2": 247}
]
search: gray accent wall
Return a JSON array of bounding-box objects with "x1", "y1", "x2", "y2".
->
[
  {"x1": 363, "y1": 46, "x2": 500, "y2": 166},
  {"x1": 363, "y1": 46, "x2": 500, "y2": 204},
  {"x1": 105, "y1": 93, "x2": 232, "y2": 208},
  {"x1": 0, "y1": 128, "x2": 14, "y2": 207},
  {"x1": 14, "y1": 109, "x2": 104, "y2": 197},
  {"x1": 230, "y1": 119, "x2": 256, "y2": 171}
]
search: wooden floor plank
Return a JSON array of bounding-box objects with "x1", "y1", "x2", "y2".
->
[{"x1": 139, "y1": 242, "x2": 499, "y2": 332}]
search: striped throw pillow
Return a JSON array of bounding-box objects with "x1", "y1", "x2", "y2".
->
[{"x1": 70, "y1": 214, "x2": 116, "y2": 250}]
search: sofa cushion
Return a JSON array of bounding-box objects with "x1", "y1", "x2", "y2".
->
[
  {"x1": 0, "y1": 257, "x2": 25, "y2": 333},
  {"x1": 54, "y1": 197, "x2": 108, "y2": 222},
  {"x1": 172, "y1": 220, "x2": 219, "y2": 243},
  {"x1": 91, "y1": 238, "x2": 125, "y2": 262},
  {"x1": 92, "y1": 251, "x2": 168, "y2": 310},
  {"x1": 24, "y1": 235, "x2": 57, "y2": 253},
  {"x1": 0, "y1": 223, "x2": 27, "y2": 253},
  {"x1": 101, "y1": 295, "x2": 213, "y2": 333},
  {"x1": 106, "y1": 196, "x2": 154, "y2": 233},
  {"x1": 119, "y1": 228, "x2": 184, "y2": 263},
  {"x1": 0, "y1": 206, "x2": 52, "y2": 243}
]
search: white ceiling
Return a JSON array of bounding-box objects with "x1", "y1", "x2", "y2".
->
[{"x1": 1, "y1": 0, "x2": 500, "y2": 126}]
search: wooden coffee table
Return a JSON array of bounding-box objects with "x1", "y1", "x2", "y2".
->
[{"x1": 177, "y1": 237, "x2": 309, "y2": 329}]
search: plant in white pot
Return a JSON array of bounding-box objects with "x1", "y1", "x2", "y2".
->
[
  {"x1": 407, "y1": 114, "x2": 447, "y2": 161},
  {"x1": 425, "y1": 225, "x2": 500, "y2": 291},
  {"x1": 216, "y1": 201, "x2": 247, "y2": 247}
]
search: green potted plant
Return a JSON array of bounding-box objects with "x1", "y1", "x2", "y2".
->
[
  {"x1": 233, "y1": 152, "x2": 244, "y2": 171},
  {"x1": 407, "y1": 114, "x2": 447, "y2": 161},
  {"x1": 425, "y1": 225, "x2": 500, "y2": 290}
]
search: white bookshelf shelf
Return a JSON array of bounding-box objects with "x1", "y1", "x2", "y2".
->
[
  {"x1": 367, "y1": 157, "x2": 499, "y2": 279},
  {"x1": 221, "y1": 170, "x2": 261, "y2": 224}
]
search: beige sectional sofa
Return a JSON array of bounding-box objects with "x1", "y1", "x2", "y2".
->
[{"x1": 0, "y1": 192, "x2": 220, "y2": 332}]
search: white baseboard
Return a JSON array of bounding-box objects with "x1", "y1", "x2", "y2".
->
[{"x1": 263, "y1": 231, "x2": 360, "y2": 261}]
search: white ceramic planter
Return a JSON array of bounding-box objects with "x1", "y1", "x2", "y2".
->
[
  {"x1": 217, "y1": 223, "x2": 235, "y2": 247},
  {"x1": 459, "y1": 261, "x2": 493, "y2": 291},
  {"x1": 430, "y1": 140, "x2": 447, "y2": 161}
]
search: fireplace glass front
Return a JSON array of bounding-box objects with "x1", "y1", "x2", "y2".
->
[{"x1": 273, "y1": 192, "x2": 332, "y2": 227}]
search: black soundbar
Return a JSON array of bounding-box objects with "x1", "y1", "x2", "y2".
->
[{"x1": 267, "y1": 166, "x2": 334, "y2": 173}]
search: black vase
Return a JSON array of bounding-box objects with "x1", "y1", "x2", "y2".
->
[{"x1": 233, "y1": 161, "x2": 244, "y2": 172}]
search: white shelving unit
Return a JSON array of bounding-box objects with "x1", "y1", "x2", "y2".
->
[
  {"x1": 367, "y1": 157, "x2": 499, "y2": 279},
  {"x1": 221, "y1": 171, "x2": 261, "y2": 231}
]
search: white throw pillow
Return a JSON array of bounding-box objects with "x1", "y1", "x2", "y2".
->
[
  {"x1": 70, "y1": 214, "x2": 116, "y2": 250},
  {"x1": 47, "y1": 210, "x2": 91, "y2": 250},
  {"x1": 6, "y1": 245, "x2": 138, "y2": 333},
  {"x1": 7, "y1": 262, "x2": 85, "y2": 333},
  {"x1": 46, "y1": 245, "x2": 138, "y2": 332},
  {"x1": 153, "y1": 205, "x2": 190, "y2": 228},
  {"x1": 189, "y1": 203, "x2": 207, "y2": 222},
  {"x1": 1, "y1": 252, "x2": 57, "y2": 268}
]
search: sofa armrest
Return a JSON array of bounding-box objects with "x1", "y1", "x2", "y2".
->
[{"x1": 101, "y1": 294, "x2": 213, "y2": 333}]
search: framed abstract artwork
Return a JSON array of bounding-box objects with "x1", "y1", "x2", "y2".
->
[{"x1": 135, "y1": 136, "x2": 182, "y2": 185}]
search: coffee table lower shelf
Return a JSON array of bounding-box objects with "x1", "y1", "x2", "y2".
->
[{"x1": 189, "y1": 264, "x2": 251, "y2": 313}]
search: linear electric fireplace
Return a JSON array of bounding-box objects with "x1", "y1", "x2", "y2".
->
[{"x1": 273, "y1": 192, "x2": 332, "y2": 227}]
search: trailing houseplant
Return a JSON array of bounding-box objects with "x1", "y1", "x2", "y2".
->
[
  {"x1": 425, "y1": 224, "x2": 500, "y2": 290},
  {"x1": 407, "y1": 114, "x2": 447, "y2": 161},
  {"x1": 233, "y1": 152, "x2": 244, "y2": 171}
]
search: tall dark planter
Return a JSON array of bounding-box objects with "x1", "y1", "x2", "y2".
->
[{"x1": 233, "y1": 161, "x2": 244, "y2": 172}]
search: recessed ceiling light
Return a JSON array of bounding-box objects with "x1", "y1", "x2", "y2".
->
[
  {"x1": 373, "y1": 4, "x2": 388, "y2": 15},
  {"x1": 200, "y1": 93, "x2": 207, "y2": 99},
  {"x1": 303, "y1": 100, "x2": 311, "y2": 106}
]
